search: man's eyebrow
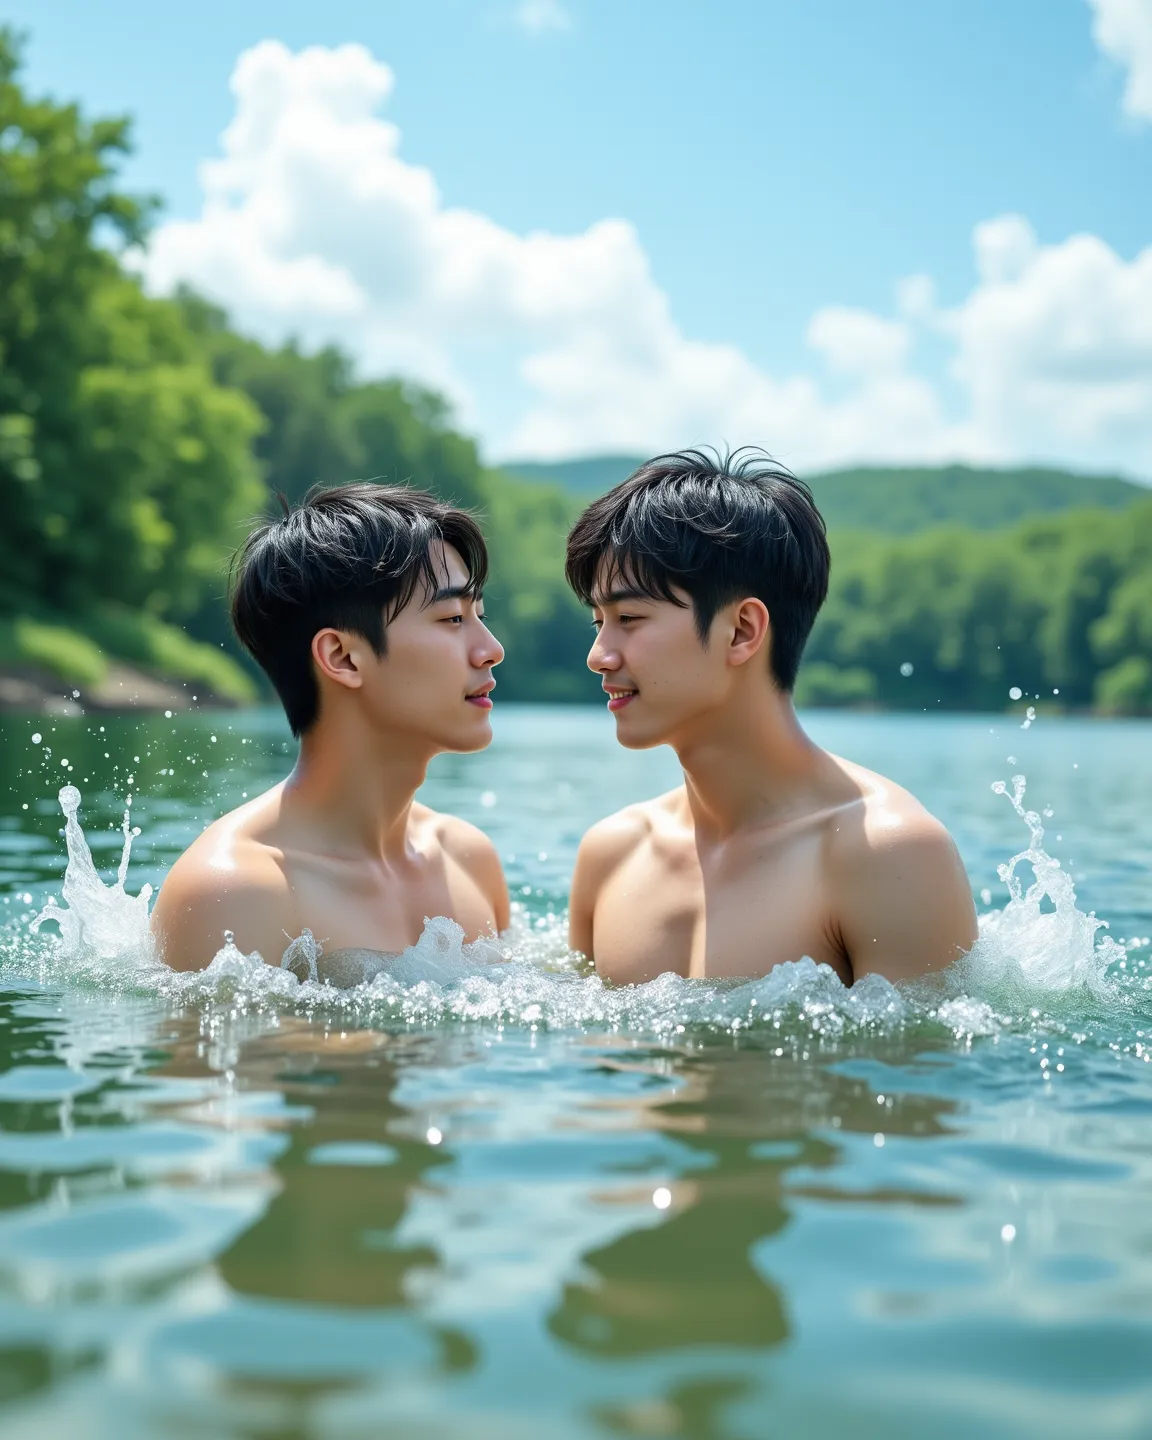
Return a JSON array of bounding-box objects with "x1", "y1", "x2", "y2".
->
[
  {"x1": 591, "y1": 587, "x2": 652, "y2": 607},
  {"x1": 430, "y1": 585, "x2": 480, "y2": 604}
]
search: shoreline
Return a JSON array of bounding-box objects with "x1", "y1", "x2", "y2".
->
[
  {"x1": 0, "y1": 663, "x2": 242, "y2": 716},
  {"x1": 0, "y1": 668, "x2": 1147, "y2": 720}
]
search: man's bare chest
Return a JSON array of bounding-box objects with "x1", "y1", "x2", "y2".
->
[
  {"x1": 283, "y1": 853, "x2": 495, "y2": 953},
  {"x1": 590, "y1": 836, "x2": 849, "y2": 985}
]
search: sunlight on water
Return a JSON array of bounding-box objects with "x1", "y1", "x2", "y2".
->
[{"x1": 2, "y1": 773, "x2": 1137, "y2": 1051}]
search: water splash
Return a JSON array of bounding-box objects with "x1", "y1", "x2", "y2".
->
[
  {"x1": 956, "y1": 773, "x2": 1125, "y2": 1005},
  {"x1": 5, "y1": 779, "x2": 1134, "y2": 1044},
  {"x1": 29, "y1": 786, "x2": 156, "y2": 975}
]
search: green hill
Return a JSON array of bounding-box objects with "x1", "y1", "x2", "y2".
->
[
  {"x1": 810, "y1": 464, "x2": 1146, "y2": 534},
  {"x1": 501, "y1": 457, "x2": 1148, "y2": 534},
  {"x1": 502, "y1": 455, "x2": 647, "y2": 497}
]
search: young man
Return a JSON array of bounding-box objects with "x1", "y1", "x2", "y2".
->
[
  {"x1": 152, "y1": 484, "x2": 509, "y2": 977},
  {"x1": 565, "y1": 449, "x2": 977, "y2": 987}
]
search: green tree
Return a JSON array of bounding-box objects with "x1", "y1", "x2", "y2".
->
[
  {"x1": 181, "y1": 291, "x2": 488, "y2": 512},
  {"x1": 0, "y1": 31, "x2": 263, "y2": 620}
]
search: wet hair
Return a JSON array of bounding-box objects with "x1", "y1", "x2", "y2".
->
[
  {"x1": 565, "y1": 447, "x2": 830, "y2": 691},
  {"x1": 231, "y1": 483, "x2": 488, "y2": 736}
]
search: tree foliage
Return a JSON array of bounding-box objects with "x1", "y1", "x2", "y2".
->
[
  {"x1": 798, "y1": 501, "x2": 1152, "y2": 713},
  {"x1": 0, "y1": 31, "x2": 263, "y2": 619}
]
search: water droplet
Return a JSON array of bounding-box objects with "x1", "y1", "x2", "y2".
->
[
  {"x1": 900, "y1": 662, "x2": 914, "y2": 677},
  {"x1": 480, "y1": 790, "x2": 497, "y2": 808},
  {"x1": 1009, "y1": 687, "x2": 1022, "y2": 701},
  {"x1": 164, "y1": 710, "x2": 173, "y2": 719},
  {"x1": 1001, "y1": 1224, "x2": 1016, "y2": 1243},
  {"x1": 652, "y1": 1187, "x2": 672, "y2": 1210},
  {"x1": 873, "y1": 1133, "x2": 885, "y2": 1147},
  {"x1": 31, "y1": 733, "x2": 41, "y2": 745},
  {"x1": 426, "y1": 1126, "x2": 443, "y2": 1145}
]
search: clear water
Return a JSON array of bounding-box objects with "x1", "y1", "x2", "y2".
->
[{"x1": 0, "y1": 705, "x2": 1150, "y2": 1439}]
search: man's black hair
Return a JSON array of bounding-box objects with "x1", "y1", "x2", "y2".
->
[
  {"x1": 565, "y1": 447, "x2": 829, "y2": 691},
  {"x1": 231, "y1": 483, "x2": 488, "y2": 737}
]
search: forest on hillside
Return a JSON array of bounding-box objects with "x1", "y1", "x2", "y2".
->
[
  {"x1": 505, "y1": 456, "x2": 1145, "y2": 533},
  {"x1": 2, "y1": 28, "x2": 1150, "y2": 715}
]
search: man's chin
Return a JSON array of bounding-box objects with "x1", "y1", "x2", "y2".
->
[
  {"x1": 450, "y1": 717, "x2": 495, "y2": 754},
  {"x1": 612, "y1": 714, "x2": 666, "y2": 751}
]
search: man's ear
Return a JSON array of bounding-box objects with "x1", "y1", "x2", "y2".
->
[
  {"x1": 727, "y1": 598, "x2": 771, "y2": 668},
  {"x1": 311, "y1": 628, "x2": 366, "y2": 691}
]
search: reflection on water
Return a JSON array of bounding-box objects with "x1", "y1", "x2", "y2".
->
[{"x1": 0, "y1": 708, "x2": 1150, "y2": 1437}]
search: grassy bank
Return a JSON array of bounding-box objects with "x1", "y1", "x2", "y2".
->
[{"x1": 0, "y1": 609, "x2": 256, "y2": 710}]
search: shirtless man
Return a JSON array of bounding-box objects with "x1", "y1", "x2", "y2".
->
[
  {"x1": 565, "y1": 449, "x2": 977, "y2": 986},
  {"x1": 152, "y1": 483, "x2": 508, "y2": 977}
]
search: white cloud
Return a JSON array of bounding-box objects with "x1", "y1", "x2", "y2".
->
[
  {"x1": 806, "y1": 308, "x2": 911, "y2": 376},
  {"x1": 945, "y1": 220, "x2": 1152, "y2": 462},
  {"x1": 972, "y1": 214, "x2": 1038, "y2": 284},
  {"x1": 1089, "y1": 0, "x2": 1152, "y2": 121},
  {"x1": 143, "y1": 40, "x2": 1152, "y2": 478},
  {"x1": 512, "y1": 0, "x2": 572, "y2": 35}
]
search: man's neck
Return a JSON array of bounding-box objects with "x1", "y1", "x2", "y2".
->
[
  {"x1": 674, "y1": 686, "x2": 830, "y2": 840},
  {"x1": 279, "y1": 706, "x2": 433, "y2": 860}
]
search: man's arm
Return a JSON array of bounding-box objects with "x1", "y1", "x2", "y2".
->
[
  {"x1": 151, "y1": 856, "x2": 295, "y2": 972},
  {"x1": 833, "y1": 812, "x2": 978, "y2": 984},
  {"x1": 568, "y1": 810, "x2": 646, "y2": 964}
]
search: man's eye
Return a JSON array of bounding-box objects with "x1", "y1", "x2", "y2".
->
[
  {"x1": 619, "y1": 614, "x2": 640, "y2": 625},
  {"x1": 443, "y1": 614, "x2": 464, "y2": 624}
]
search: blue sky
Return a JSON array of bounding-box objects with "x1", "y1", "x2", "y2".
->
[{"x1": 10, "y1": 1, "x2": 1152, "y2": 473}]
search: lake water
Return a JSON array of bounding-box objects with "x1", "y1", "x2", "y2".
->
[{"x1": 0, "y1": 705, "x2": 1151, "y2": 1439}]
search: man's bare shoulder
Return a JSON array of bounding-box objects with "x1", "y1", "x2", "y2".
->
[
  {"x1": 414, "y1": 803, "x2": 509, "y2": 931},
  {"x1": 822, "y1": 756, "x2": 977, "y2": 980},
  {"x1": 823, "y1": 756, "x2": 954, "y2": 865},
  {"x1": 568, "y1": 790, "x2": 683, "y2": 960},
  {"x1": 416, "y1": 802, "x2": 496, "y2": 865},
  {"x1": 151, "y1": 790, "x2": 295, "y2": 971},
  {"x1": 576, "y1": 788, "x2": 685, "y2": 875}
]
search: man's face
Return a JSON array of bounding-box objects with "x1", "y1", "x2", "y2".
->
[
  {"x1": 358, "y1": 542, "x2": 504, "y2": 755},
  {"x1": 587, "y1": 563, "x2": 732, "y2": 750}
]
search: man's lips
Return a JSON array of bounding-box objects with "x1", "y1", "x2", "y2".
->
[
  {"x1": 603, "y1": 685, "x2": 638, "y2": 712},
  {"x1": 466, "y1": 681, "x2": 495, "y2": 709}
]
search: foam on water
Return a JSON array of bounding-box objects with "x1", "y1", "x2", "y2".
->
[{"x1": 1, "y1": 776, "x2": 1138, "y2": 1046}]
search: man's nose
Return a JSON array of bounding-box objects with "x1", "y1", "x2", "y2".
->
[
  {"x1": 587, "y1": 632, "x2": 620, "y2": 674},
  {"x1": 475, "y1": 621, "x2": 504, "y2": 668}
]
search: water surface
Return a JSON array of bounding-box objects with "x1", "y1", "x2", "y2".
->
[{"x1": 0, "y1": 706, "x2": 1150, "y2": 1439}]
